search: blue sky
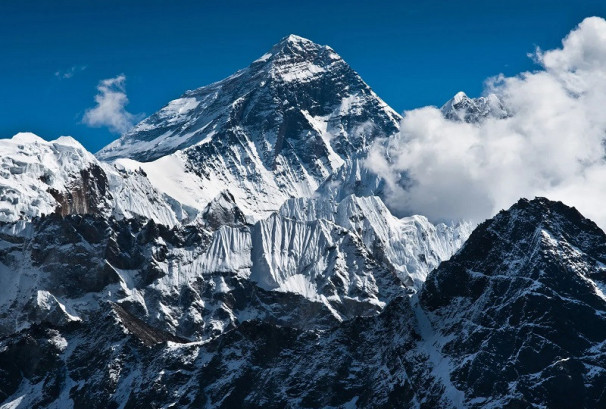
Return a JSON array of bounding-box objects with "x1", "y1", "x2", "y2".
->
[{"x1": 2, "y1": 0, "x2": 606, "y2": 152}]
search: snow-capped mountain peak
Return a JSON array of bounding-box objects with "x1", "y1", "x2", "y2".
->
[
  {"x1": 97, "y1": 35, "x2": 401, "y2": 221},
  {"x1": 0, "y1": 132, "x2": 196, "y2": 226},
  {"x1": 441, "y1": 90, "x2": 508, "y2": 122}
]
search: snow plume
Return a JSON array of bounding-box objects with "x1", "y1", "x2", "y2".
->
[
  {"x1": 366, "y1": 17, "x2": 606, "y2": 229},
  {"x1": 83, "y1": 75, "x2": 142, "y2": 134}
]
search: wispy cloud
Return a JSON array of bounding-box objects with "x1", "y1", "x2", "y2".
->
[
  {"x1": 82, "y1": 74, "x2": 143, "y2": 134},
  {"x1": 54, "y1": 65, "x2": 87, "y2": 79},
  {"x1": 366, "y1": 17, "x2": 606, "y2": 229}
]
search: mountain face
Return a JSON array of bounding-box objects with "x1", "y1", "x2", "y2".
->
[
  {"x1": 420, "y1": 198, "x2": 606, "y2": 408},
  {"x1": 2, "y1": 198, "x2": 605, "y2": 408},
  {"x1": 98, "y1": 35, "x2": 401, "y2": 219},
  {"x1": 2, "y1": 34, "x2": 604, "y2": 409}
]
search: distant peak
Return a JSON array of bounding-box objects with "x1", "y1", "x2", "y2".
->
[{"x1": 441, "y1": 91, "x2": 470, "y2": 112}]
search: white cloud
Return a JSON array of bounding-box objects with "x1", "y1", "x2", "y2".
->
[
  {"x1": 83, "y1": 74, "x2": 142, "y2": 134},
  {"x1": 366, "y1": 17, "x2": 606, "y2": 229},
  {"x1": 55, "y1": 65, "x2": 86, "y2": 79}
]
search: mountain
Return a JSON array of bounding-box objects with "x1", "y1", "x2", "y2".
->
[
  {"x1": 0, "y1": 37, "x2": 469, "y2": 340},
  {"x1": 441, "y1": 91, "x2": 508, "y2": 123},
  {"x1": 0, "y1": 34, "x2": 478, "y2": 408},
  {"x1": 97, "y1": 34, "x2": 401, "y2": 220},
  {"x1": 2, "y1": 198, "x2": 605, "y2": 408},
  {"x1": 0, "y1": 34, "x2": 468, "y2": 331}
]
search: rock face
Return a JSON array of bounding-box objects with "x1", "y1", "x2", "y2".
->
[
  {"x1": 2, "y1": 198, "x2": 605, "y2": 408},
  {"x1": 420, "y1": 197, "x2": 606, "y2": 408}
]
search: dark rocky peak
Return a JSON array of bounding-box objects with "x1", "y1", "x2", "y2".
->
[
  {"x1": 200, "y1": 190, "x2": 247, "y2": 230},
  {"x1": 458, "y1": 197, "x2": 606, "y2": 272},
  {"x1": 419, "y1": 197, "x2": 606, "y2": 408},
  {"x1": 423, "y1": 197, "x2": 606, "y2": 309}
]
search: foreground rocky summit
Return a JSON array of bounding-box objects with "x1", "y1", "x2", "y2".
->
[
  {"x1": 1, "y1": 198, "x2": 605, "y2": 408},
  {"x1": 420, "y1": 197, "x2": 606, "y2": 408}
]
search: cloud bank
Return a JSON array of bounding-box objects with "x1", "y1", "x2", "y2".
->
[
  {"x1": 367, "y1": 17, "x2": 606, "y2": 229},
  {"x1": 83, "y1": 75, "x2": 142, "y2": 134}
]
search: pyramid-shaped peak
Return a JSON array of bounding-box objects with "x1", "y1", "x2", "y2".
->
[{"x1": 98, "y1": 33, "x2": 400, "y2": 162}]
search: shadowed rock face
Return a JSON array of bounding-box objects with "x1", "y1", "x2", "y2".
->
[
  {"x1": 2, "y1": 198, "x2": 606, "y2": 408},
  {"x1": 0, "y1": 213, "x2": 363, "y2": 340},
  {"x1": 111, "y1": 303, "x2": 187, "y2": 346},
  {"x1": 421, "y1": 197, "x2": 606, "y2": 408},
  {"x1": 48, "y1": 164, "x2": 111, "y2": 217}
]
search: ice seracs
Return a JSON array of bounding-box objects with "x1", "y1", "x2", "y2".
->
[{"x1": 279, "y1": 194, "x2": 472, "y2": 289}]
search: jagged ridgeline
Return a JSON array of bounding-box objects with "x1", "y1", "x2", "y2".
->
[{"x1": 1, "y1": 35, "x2": 604, "y2": 409}]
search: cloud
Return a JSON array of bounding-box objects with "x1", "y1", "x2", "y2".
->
[
  {"x1": 366, "y1": 17, "x2": 606, "y2": 229},
  {"x1": 83, "y1": 75, "x2": 142, "y2": 134},
  {"x1": 54, "y1": 65, "x2": 86, "y2": 79}
]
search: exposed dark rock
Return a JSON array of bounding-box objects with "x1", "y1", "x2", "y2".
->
[
  {"x1": 111, "y1": 303, "x2": 188, "y2": 346},
  {"x1": 48, "y1": 164, "x2": 111, "y2": 217}
]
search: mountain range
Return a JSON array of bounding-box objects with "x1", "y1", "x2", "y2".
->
[{"x1": 0, "y1": 35, "x2": 604, "y2": 409}]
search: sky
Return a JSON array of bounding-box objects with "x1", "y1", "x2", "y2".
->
[{"x1": 2, "y1": 0, "x2": 606, "y2": 153}]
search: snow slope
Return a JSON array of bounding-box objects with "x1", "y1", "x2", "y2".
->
[{"x1": 0, "y1": 133, "x2": 193, "y2": 226}]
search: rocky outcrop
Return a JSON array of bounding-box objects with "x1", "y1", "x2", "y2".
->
[{"x1": 48, "y1": 164, "x2": 111, "y2": 216}]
